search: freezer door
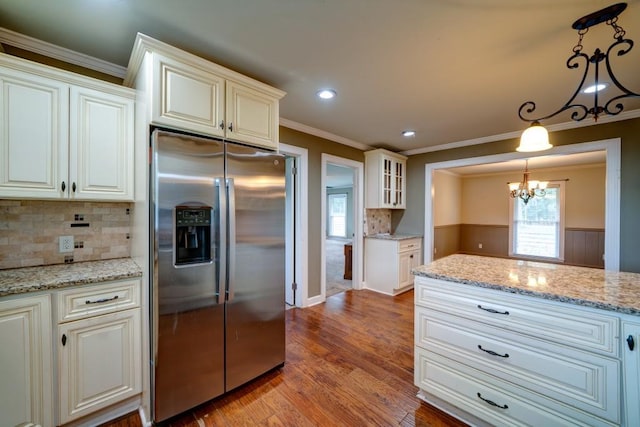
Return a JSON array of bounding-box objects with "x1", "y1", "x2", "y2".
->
[
  {"x1": 151, "y1": 130, "x2": 225, "y2": 422},
  {"x1": 225, "y1": 143, "x2": 286, "y2": 391}
]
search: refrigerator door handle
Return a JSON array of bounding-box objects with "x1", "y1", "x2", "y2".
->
[
  {"x1": 216, "y1": 177, "x2": 227, "y2": 305},
  {"x1": 227, "y1": 178, "x2": 236, "y2": 302}
]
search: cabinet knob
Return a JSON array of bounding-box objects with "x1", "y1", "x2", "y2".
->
[
  {"x1": 228, "y1": 122, "x2": 234, "y2": 132},
  {"x1": 410, "y1": 254, "x2": 414, "y2": 259},
  {"x1": 61, "y1": 334, "x2": 67, "y2": 346},
  {"x1": 628, "y1": 335, "x2": 636, "y2": 351},
  {"x1": 61, "y1": 181, "x2": 66, "y2": 192},
  {"x1": 219, "y1": 120, "x2": 225, "y2": 129},
  {"x1": 72, "y1": 182, "x2": 76, "y2": 193}
]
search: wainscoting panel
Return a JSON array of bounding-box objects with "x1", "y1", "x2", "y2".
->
[
  {"x1": 565, "y1": 228, "x2": 605, "y2": 268},
  {"x1": 434, "y1": 225, "x2": 460, "y2": 260},
  {"x1": 460, "y1": 224, "x2": 509, "y2": 258}
]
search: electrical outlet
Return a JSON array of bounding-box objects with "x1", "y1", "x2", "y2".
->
[
  {"x1": 59, "y1": 236, "x2": 74, "y2": 253},
  {"x1": 478, "y1": 243, "x2": 483, "y2": 249}
]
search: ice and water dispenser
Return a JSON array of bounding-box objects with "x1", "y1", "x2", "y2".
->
[{"x1": 174, "y1": 206, "x2": 212, "y2": 266}]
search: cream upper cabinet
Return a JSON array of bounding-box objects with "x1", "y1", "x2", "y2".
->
[
  {"x1": 152, "y1": 53, "x2": 225, "y2": 138},
  {"x1": 70, "y1": 86, "x2": 134, "y2": 200},
  {"x1": 225, "y1": 79, "x2": 279, "y2": 148},
  {"x1": 0, "y1": 65, "x2": 69, "y2": 199},
  {"x1": 127, "y1": 33, "x2": 285, "y2": 150},
  {"x1": 0, "y1": 294, "x2": 53, "y2": 427},
  {"x1": 365, "y1": 149, "x2": 407, "y2": 209},
  {"x1": 0, "y1": 54, "x2": 135, "y2": 201},
  {"x1": 623, "y1": 320, "x2": 640, "y2": 427}
]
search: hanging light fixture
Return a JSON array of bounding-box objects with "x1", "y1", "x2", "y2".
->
[
  {"x1": 517, "y1": 3, "x2": 639, "y2": 152},
  {"x1": 508, "y1": 160, "x2": 548, "y2": 204}
]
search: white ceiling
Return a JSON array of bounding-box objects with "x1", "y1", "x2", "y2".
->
[{"x1": 0, "y1": 0, "x2": 639, "y2": 154}]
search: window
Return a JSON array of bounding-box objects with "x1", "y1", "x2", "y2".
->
[
  {"x1": 509, "y1": 182, "x2": 565, "y2": 261},
  {"x1": 328, "y1": 193, "x2": 347, "y2": 237}
]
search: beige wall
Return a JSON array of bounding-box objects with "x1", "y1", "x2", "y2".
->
[
  {"x1": 459, "y1": 164, "x2": 606, "y2": 228},
  {"x1": 433, "y1": 170, "x2": 461, "y2": 226}
]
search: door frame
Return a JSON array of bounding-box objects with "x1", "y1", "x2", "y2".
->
[
  {"x1": 423, "y1": 137, "x2": 621, "y2": 270},
  {"x1": 320, "y1": 154, "x2": 364, "y2": 301},
  {"x1": 280, "y1": 143, "x2": 308, "y2": 307}
]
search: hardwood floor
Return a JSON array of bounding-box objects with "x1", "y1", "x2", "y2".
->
[{"x1": 103, "y1": 289, "x2": 467, "y2": 426}]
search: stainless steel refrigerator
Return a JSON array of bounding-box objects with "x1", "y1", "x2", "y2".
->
[{"x1": 150, "y1": 129, "x2": 285, "y2": 422}]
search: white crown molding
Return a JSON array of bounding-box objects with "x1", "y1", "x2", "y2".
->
[
  {"x1": 0, "y1": 27, "x2": 127, "y2": 78},
  {"x1": 279, "y1": 118, "x2": 372, "y2": 151},
  {"x1": 401, "y1": 109, "x2": 640, "y2": 156}
]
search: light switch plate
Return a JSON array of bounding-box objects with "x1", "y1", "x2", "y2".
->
[{"x1": 59, "y1": 235, "x2": 74, "y2": 253}]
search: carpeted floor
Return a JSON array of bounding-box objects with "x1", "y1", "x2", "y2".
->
[{"x1": 325, "y1": 237, "x2": 352, "y2": 297}]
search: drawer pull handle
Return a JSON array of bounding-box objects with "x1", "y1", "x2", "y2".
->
[
  {"x1": 628, "y1": 335, "x2": 635, "y2": 351},
  {"x1": 478, "y1": 345, "x2": 509, "y2": 358},
  {"x1": 85, "y1": 295, "x2": 119, "y2": 305},
  {"x1": 477, "y1": 392, "x2": 508, "y2": 409},
  {"x1": 477, "y1": 305, "x2": 509, "y2": 315}
]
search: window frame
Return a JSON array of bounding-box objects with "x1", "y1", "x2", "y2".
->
[{"x1": 508, "y1": 180, "x2": 566, "y2": 262}]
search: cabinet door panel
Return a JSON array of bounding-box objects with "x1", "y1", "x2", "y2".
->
[
  {"x1": 623, "y1": 320, "x2": 640, "y2": 426},
  {"x1": 398, "y1": 252, "x2": 412, "y2": 289},
  {"x1": 153, "y1": 54, "x2": 225, "y2": 138},
  {"x1": 70, "y1": 87, "x2": 134, "y2": 200},
  {"x1": 0, "y1": 295, "x2": 52, "y2": 427},
  {"x1": 226, "y1": 80, "x2": 278, "y2": 149},
  {"x1": 59, "y1": 309, "x2": 141, "y2": 424},
  {"x1": 0, "y1": 71, "x2": 68, "y2": 198}
]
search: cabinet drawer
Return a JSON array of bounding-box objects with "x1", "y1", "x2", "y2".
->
[
  {"x1": 416, "y1": 308, "x2": 620, "y2": 423},
  {"x1": 415, "y1": 348, "x2": 616, "y2": 427},
  {"x1": 57, "y1": 279, "x2": 140, "y2": 323},
  {"x1": 399, "y1": 238, "x2": 421, "y2": 252},
  {"x1": 415, "y1": 277, "x2": 619, "y2": 356}
]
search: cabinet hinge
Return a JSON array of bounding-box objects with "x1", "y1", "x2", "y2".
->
[{"x1": 291, "y1": 282, "x2": 298, "y2": 291}]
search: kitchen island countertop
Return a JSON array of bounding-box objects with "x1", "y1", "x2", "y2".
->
[
  {"x1": 0, "y1": 258, "x2": 143, "y2": 297},
  {"x1": 413, "y1": 254, "x2": 640, "y2": 316}
]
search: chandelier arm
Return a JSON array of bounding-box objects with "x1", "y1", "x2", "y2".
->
[
  {"x1": 605, "y1": 38, "x2": 640, "y2": 97},
  {"x1": 517, "y1": 52, "x2": 591, "y2": 123}
]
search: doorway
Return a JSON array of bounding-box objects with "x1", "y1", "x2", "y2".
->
[
  {"x1": 423, "y1": 138, "x2": 621, "y2": 270},
  {"x1": 321, "y1": 154, "x2": 364, "y2": 300},
  {"x1": 281, "y1": 143, "x2": 308, "y2": 308}
]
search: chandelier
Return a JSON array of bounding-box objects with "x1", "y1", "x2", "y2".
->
[
  {"x1": 508, "y1": 160, "x2": 547, "y2": 204},
  {"x1": 517, "y1": 3, "x2": 639, "y2": 152}
]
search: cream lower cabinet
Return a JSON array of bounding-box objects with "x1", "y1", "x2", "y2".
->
[
  {"x1": 0, "y1": 54, "x2": 134, "y2": 201},
  {"x1": 365, "y1": 237, "x2": 421, "y2": 295},
  {"x1": 415, "y1": 277, "x2": 623, "y2": 427},
  {"x1": 57, "y1": 279, "x2": 141, "y2": 425},
  {"x1": 0, "y1": 294, "x2": 53, "y2": 427},
  {"x1": 623, "y1": 320, "x2": 640, "y2": 426}
]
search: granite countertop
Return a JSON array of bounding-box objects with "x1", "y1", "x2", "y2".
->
[
  {"x1": 0, "y1": 258, "x2": 143, "y2": 297},
  {"x1": 412, "y1": 254, "x2": 640, "y2": 316},
  {"x1": 366, "y1": 233, "x2": 422, "y2": 241}
]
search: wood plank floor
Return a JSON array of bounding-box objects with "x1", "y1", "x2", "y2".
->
[{"x1": 103, "y1": 289, "x2": 468, "y2": 426}]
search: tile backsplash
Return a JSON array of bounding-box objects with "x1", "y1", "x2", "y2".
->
[
  {"x1": 0, "y1": 200, "x2": 132, "y2": 270},
  {"x1": 365, "y1": 209, "x2": 392, "y2": 235}
]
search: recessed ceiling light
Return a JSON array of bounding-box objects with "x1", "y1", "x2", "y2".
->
[
  {"x1": 317, "y1": 89, "x2": 337, "y2": 100},
  {"x1": 402, "y1": 130, "x2": 416, "y2": 137},
  {"x1": 583, "y1": 83, "x2": 608, "y2": 94}
]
